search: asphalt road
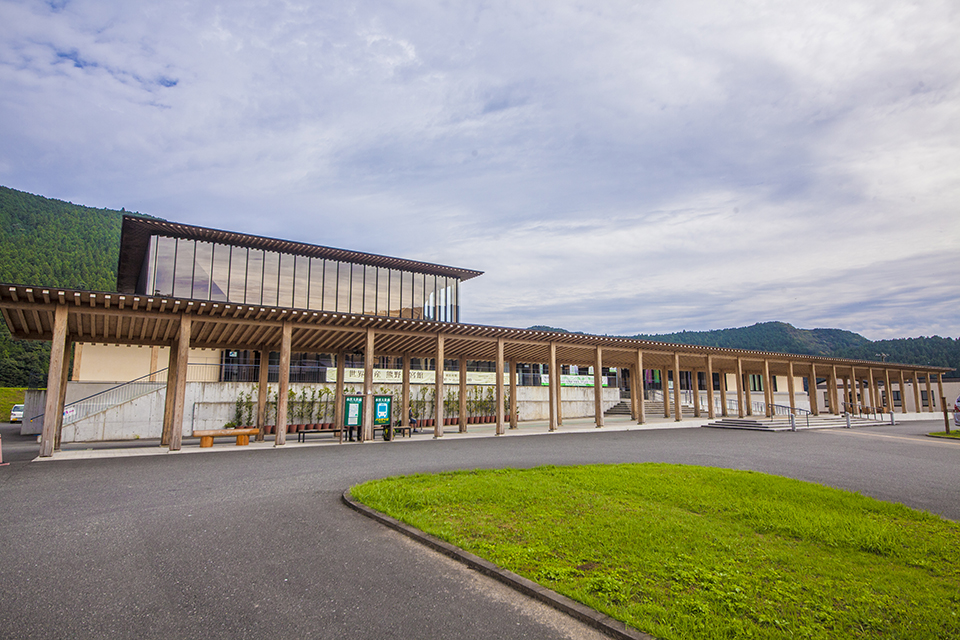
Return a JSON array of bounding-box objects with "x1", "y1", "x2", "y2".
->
[{"x1": 0, "y1": 420, "x2": 957, "y2": 639}]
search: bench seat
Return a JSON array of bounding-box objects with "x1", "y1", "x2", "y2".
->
[{"x1": 193, "y1": 428, "x2": 260, "y2": 447}]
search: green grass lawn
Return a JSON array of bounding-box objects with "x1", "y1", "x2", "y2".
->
[
  {"x1": 928, "y1": 430, "x2": 960, "y2": 439},
  {"x1": 351, "y1": 464, "x2": 960, "y2": 639},
  {"x1": 0, "y1": 387, "x2": 27, "y2": 423}
]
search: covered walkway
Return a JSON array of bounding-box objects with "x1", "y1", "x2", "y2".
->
[{"x1": 0, "y1": 283, "x2": 951, "y2": 458}]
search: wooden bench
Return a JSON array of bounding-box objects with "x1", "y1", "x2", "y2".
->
[
  {"x1": 297, "y1": 425, "x2": 343, "y2": 443},
  {"x1": 193, "y1": 428, "x2": 260, "y2": 447}
]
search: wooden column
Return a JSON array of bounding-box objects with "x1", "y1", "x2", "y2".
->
[
  {"x1": 41, "y1": 306, "x2": 69, "y2": 455},
  {"x1": 72, "y1": 342, "x2": 84, "y2": 381},
  {"x1": 636, "y1": 350, "x2": 646, "y2": 424},
  {"x1": 401, "y1": 353, "x2": 410, "y2": 429},
  {"x1": 555, "y1": 357, "x2": 563, "y2": 427},
  {"x1": 692, "y1": 368, "x2": 701, "y2": 418},
  {"x1": 255, "y1": 349, "x2": 268, "y2": 441},
  {"x1": 275, "y1": 320, "x2": 291, "y2": 446},
  {"x1": 168, "y1": 316, "x2": 192, "y2": 451},
  {"x1": 458, "y1": 357, "x2": 467, "y2": 432},
  {"x1": 147, "y1": 345, "x2": 157, "y2": 380},
  {"x1": 787, "y1": 361, "x2": 796, "y2": 411},
  {"x1": 335, "y1": 350, "x2": 346, "y2": 442},
  {"x1": 629, "y1": 366, "x2": 638, "y2": 421},
  {"x1": 662, "y1": 368, "x2": 671, "y2": 418},
  {"x1": 809, "y1": 363, "x2": 819, "y2": 416},
  {"x1": 362, "y1": 328, "x2": 375, "y2": 441},
  {"x1": 883, "y1": 369, "x2": 892, "y2": 412},
  {"x1": 936, "y1": 373, "x2": 945, "y2": 413},
  {"x1": 763, "y1": 359, "x2": 773, "y2": 417},
  {"x1": 434, "y1": 334, "x2": 444, "y2": 438},
  {"x1": 594, "y1": 347, "x2": 604, "y2": 427},
  {"x1": 496, "y1": 338, "x2": 505, "y2": 435},
  {"x1": 744, "y1": 366, "x2": 753, "y2": 416},
  {"x1": 509, "y1": 359, "x2": 518, "y2": 428},
  {"x1": 854, "y1": 370, "x2": 863, "y2": 412},
  {"x1": 842, "y1": 376, "x2": 850, "y2": 412},
  {"x1": 925, "y1": 373, "x2": 934, "y2": 412},
  {"x1": 829, "y1": 365, "x2": 838, "y2": 414},
  {"x1": 672, "y1": 352, "x2": 682, "y2": 422},
  {"x1": 706, "y1": 356, "x2": 715, "y2": 420},
  {"x1": 53, "y1": 339, "x2": 72, "y2": 451},
  {"x1": 719, "y1": 369, "x2": 728, "y2": 417},
  {"x1": 161, "y1": 338, "x2": 180, "y2": 447},
  {"x1": 735, "y1": 358, "x2": 744, "y2": 418},
  {"x1": 898, "y1": 370, "x2": 907, "y2": 414},
  {"x1": 548, "y1": 345, "x2": 558, "y2": 431},
  {"x1": 868, "y1": 368, "x2": 878, "y2": 410},
  {"x1": 911, "y1": 372, "x2": 921, "y2": 413}
]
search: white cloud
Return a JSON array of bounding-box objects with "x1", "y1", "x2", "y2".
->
[{"x1": 1, "y1": 0, "x2": 958, "y2": 340}]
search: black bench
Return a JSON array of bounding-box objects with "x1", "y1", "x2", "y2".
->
[{"x1": 296, "y1": 425, "x2": 343, "y2": 443}]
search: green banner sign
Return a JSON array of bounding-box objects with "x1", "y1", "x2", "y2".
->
[{"x1": 343, "y1": 395, "x2": 363, "y2": 428}]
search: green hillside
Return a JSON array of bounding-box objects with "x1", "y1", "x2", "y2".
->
[{"x1": 0, "y1": 186, "x2": 146, "y2": 385}]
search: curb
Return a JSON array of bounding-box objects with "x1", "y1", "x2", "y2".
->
[{"x1": 341, "y1": 491, "x2": 655, "y2": 640}]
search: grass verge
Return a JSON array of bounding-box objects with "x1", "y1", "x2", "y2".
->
[
  {"x1": 351, "y1": 463, "x2": 960, "y2": 639},
  {"x1": 0, "y1": 387, "x2": 27, "y2": 423},
  {"x1": 928, "y1": 431, "x2": 960, "y2": 439}
]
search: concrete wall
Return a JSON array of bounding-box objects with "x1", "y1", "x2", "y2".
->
[
  {"x1": 59, "y1": 381, "x2": 622, "y2": 442},
  {"x1": 75, "y1": 343, "x2": 222, "y2": 382}
]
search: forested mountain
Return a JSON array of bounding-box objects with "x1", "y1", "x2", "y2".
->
[
  {"x1": 630, "y1": 322, "x2": 958, "y2": 376},
  {"x1": 0, "y1": 186, "x2": 152, "y2": 385}
]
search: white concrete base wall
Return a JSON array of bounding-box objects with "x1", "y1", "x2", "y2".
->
[{"x1": 59, "y1": 382, "x2": 623, "y2": 442}]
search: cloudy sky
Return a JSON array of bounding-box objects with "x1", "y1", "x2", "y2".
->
[{"x1": 1, "y1": 1, "x2": 958, "y2": 339}]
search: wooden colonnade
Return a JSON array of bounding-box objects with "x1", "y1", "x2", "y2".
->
[{"x1": 0, "y1": 285, "x2": 949, "y2": 458}]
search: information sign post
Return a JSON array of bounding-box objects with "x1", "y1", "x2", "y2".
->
[
  {"x1": 374, "y1": 395, "x2": 393, "y2": 440},
  {"x1": 342, "y1": 395, "x2": 363, "y2": 443}
]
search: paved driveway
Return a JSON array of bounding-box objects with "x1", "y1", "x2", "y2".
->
[{"x1": 0, "y1": 420, "x2": 956, "y2": 639}]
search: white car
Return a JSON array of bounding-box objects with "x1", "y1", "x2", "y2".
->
[{"x1": 10, "y1": 403, "x2": 23, "y2": 423}]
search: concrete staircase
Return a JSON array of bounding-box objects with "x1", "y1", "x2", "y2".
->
[
  {"x1": 703, "y1": 414, "x2": 886, "y2": 431},
  {"x1": 605, "y1": 399, "x2": 701, "y2": 419}
]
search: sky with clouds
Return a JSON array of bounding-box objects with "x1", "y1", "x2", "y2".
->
[{"x1": 1, "y1": 0, "x2": 958, "y2": 340}]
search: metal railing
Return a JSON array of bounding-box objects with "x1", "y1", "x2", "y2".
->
[{"x1": 58, "y1": 369, "x2": 169, "y2": 426}]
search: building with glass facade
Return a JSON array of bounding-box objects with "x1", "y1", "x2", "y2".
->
[{"x1": 117, "y1": 216, "x2": 482, "y2": 322}]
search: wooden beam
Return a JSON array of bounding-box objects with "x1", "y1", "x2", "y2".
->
[
  {"x1": 256, "y1": 349, "x2": 269, "y2": 442},
  {"x1": 496, "y1": 338, "x2": 505, "y2": 436},
  {"x1": 434, "y1": 333, "x2": 444, "y2": 438},
  {"x1": 509, "y1": 358, "x2": 518, "y2": 429},
  {"x1": 706, "y1": 355, "x2": 715, "y2": 420},
  {"x1": 548, "y1": 343, "x2": 558, "y2": 431},
  {"x1": 275, "y1": 321, "x2": 292, "y2": 446},
  {"x1": 459, "y1": 357, "x2": 467, "y2": 433},
  {"x1": 595, "y1": 347, "x2": 604, "y2": 427},
  {"x1": 161, "y1": 338, "x2": 180, "y2": 446},
  {"x1": 735, "y1": 357, "x2": 744, "y2": 418},
  {"x1": 40, "y1": 305, "x2": 69, "y2": 458},
  {"x1": 787, "y1": 361, "x2": 796, "y2": 412},
  {"x1": 809, "y1": 363, "x2": 819, "y2": 416},
  {"x1": 673, "y1": 352, "x2": 682, "y2": 422},
  {"x1": 335, "y1": 350, "x2": 346, "y2": 443},
  {"x1": 636, "y1": 350, "x2": 646, "y2": 424},
  {"x1": 168, "y1": 316, "x2": 192, "y2": 451}
]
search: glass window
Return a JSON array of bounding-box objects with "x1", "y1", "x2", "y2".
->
[
  {"x1": 153, "y1": 236, "x2": 177, "y2": 296},
  {"x1": 139, "y1": 236, "x2": 158, "y2": 295},
  {"x1": 173, "y1": 238, "x2": 195, "y2": 298},
  {"x1": 424, "y1": 274, "x2": 436, "y2": 320},
  {"x1": 401, "y1": 271, "x2": 413, "y2": 317},
  {"x1": 210, "y1": 243, "x2": 230, "y2": 301},
  {"x1": 261, "y1": 251, "x2": 280, "y2": 307},
  {"x1": 246, "y1": 249, "x2": 264, "y2": 305},
  {"x1": 351, "y1": 264, "x2": 365, "y2": 314},
  {"x1": 451, "y1": 278, "x2": 459, "y2": 322},
  {"x1": 364, "y1": 265, "x2": 378, "y2": 315},
  {"x1": 192, "y1": 241, "x2": 213, "y2": 299},
  {"x1": 293, "y1": 255, "x2": 309, "y2": 309},
  {"x1": 412, "y1": 272, "x2": 424, "y2": 319},
  {"x1": 389, "y1": 269, "x2": 402, "y2": 317},
  {"x1": 308, "y1": 258, "x2": 324, "y2": 310},
  {"x1": 337, "y1": 262, "x2": 352, "y2": 313},
  {"x1": 377, "y1": 267, "x2": 390, "y2": 316},
  {"x1": 228, "y1": 247, "x2": 248, "y2": 303},
  {"x1": 277, "y1": 253, "x2": 295, "y2": 308},
  {"x1": 320, "y1": 259, "x2": 337, "y2": 312}
]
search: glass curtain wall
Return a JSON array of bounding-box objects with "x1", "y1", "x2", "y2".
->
[{"x1": 140, "y1": 235, "x2": 460, "y2": 321}]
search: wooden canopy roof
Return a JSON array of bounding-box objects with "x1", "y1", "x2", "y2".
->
[
  {"x1": 116, "y1": 215, "x2": 484, "y2": 294},
  {"x1": 1, "y1": 283, "x2": 951, "y2": 379}
]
